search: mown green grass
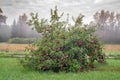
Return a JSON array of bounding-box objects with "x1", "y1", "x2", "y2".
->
[
  {"x1": 105, "y1": 51, "x2": 120, "y2": 55},
  {"x1": 0, "y1": 51, "x2": 28, "y2": 58},
  {"x1": 0, "y1": 58, "x2": 120, "y2": 80},
  {"x1": 1, "y1": 51, "x2": 120, "y2": 58},
  {"x1": 105, "y1": 51, "x2": 120, "y2": 59}
]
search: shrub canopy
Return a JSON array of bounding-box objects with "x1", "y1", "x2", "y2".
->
[{"x1": 22, "y1": 7, "x2": 105, "y2": 72}]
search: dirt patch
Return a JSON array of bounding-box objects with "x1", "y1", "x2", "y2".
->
[
  {"x1": 104, "y1": 44, "x2": 120, "y2": 52},
  {"x1": 0, "y1": 43, "x2": 28, "y2": 51},
  {"x1": 0, "y1": 43, "x2": 120, "y2": 52}
]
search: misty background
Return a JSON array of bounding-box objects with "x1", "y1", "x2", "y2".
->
[
  {"x1": 0, "y1": 0, "x2": 120, "y2": 25},
  {"x1": 0, "y1": 0, "x2": 120, "y2": 44}
]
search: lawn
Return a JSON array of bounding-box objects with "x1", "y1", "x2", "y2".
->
[
  {"x1": 0, "y1": 44, "x2": 120, "y2": 80},
  {"x1": 0, "y1": 57, "x2": 120, "y2": 80}
]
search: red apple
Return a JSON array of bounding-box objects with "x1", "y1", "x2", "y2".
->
[
  {"x1": 79, "y1": 42, "x2": 83, "y2": 46},
  {"x1": 66, "y1": 54, "x2": 69, "y2": 58},
  {"x1": 61, "y1": 57, "x2": 64, "y2": 60},
  {"x1": 46, "y1": 53, "x2": 49, "y2": 56}
]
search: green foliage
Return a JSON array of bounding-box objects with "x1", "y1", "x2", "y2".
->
[
  {"x1": 8, "y1": 38, "x2": 40, "y2": 44},
  {"x1": 22, "y1": 7, "x2": 105, "y2": 72}
]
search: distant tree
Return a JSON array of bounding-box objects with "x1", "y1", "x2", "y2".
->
[
  {"x1": 11, "y1": 19, "x2": 17, "y2": 37},
  {"x1": 0, "y1": 8, "x2": 3, "y2": 13},
  {"x1": 93, "y1": 10, "x2": 110, "y2": 30},
  {"x1": 90, "y1": 10, "x2": 120, "y2": 44},
  {"x1": 0, "y1": 8, "x2": 7, "y2": 24},
  {"x1": 0, "y1": 8, "x2": 11, "y2": 42},
  {"x1": 11, "y1": 13, "x2": 41, "y2": 38}
]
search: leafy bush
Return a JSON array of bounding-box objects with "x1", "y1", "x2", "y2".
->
[
  {"x1": 8, "y1": 38, "x2": 40, "y2": 44},
  {"x1": 22, "y1": 7, "x2": 105, "y2": 72}
]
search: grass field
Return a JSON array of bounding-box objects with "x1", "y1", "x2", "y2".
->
[
  {"x1": 0, "y1": 58, "x2": 120, "y2": 80},
  {"x1": 0, "y1": 43, "x2": 120, "y2": 80}
]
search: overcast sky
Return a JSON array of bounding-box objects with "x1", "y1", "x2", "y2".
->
[{"x1": 0, "y1": 0, "x2": 120, "y2": 25}]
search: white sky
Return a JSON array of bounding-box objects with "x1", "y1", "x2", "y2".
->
[{"x1": 0, "y1": 0, "x2": 120, "y2": 25}]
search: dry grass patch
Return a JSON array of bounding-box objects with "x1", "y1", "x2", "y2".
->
[
  {"x1": 0, "y1": 43, "x2": 120, "y2": 52},
  {"x1": 0, "y1": 43, "x2": 28, "y2": 51},
  {"x1": 104, "y1": 44, "x2": 120, "y2": 52}
]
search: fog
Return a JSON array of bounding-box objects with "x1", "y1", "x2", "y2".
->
[
  {"x1": 89, "y1": 10, "x2": 120, "y2": 44},
  {"x1": 0, "y1": 23, "x2": 11, "y2": 41},
  {"x1": 0, "y1": 8, "x2": 41, "y2": 42},
  {"x1": 11, "y1": 14, "x2": 41, "y2": 38},
  {"x1": 0, "y1": 0, "x2": 120, "y2": 25},
  {"x1": 0, "y1": 0, "x2": 120, "y2": 43}
]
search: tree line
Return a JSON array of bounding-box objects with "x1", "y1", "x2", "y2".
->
[
  {"x1": 0, "y1": 8, "x2": 41, "y2": 42},
  {"x1": 0, "y1": 8, "x2": 120, "y2": 44},
  {"x1": 89, "y1": 10, "x2": 120, "y2": 44}
]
